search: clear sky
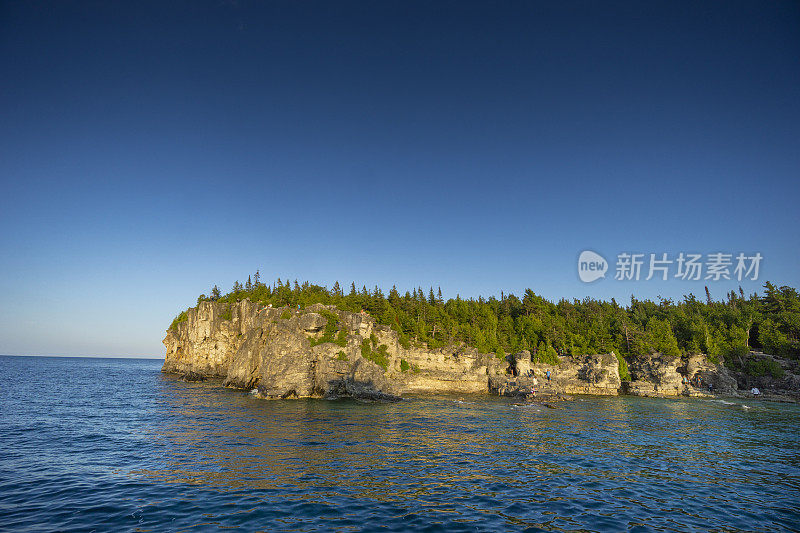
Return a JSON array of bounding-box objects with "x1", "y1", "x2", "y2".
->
[{"x1": 1, "y1": 1, "x2": 798, "y2": 358}]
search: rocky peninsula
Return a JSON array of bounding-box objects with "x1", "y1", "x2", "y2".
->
[{"x1": 163, "y1": 299, "x2": 797, "y2": 402}]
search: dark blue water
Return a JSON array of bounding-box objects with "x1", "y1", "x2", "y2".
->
[{"x1": 1, "y1": 355, "x2": 799, "y2": 532}]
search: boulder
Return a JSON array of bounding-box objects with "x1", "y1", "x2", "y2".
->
[
  {"x1": 299, "y1": 312, "x2": 327, "y2": 332},
  {"x1": 628, "y1": 352, "x2": 684, "y2": 396}
]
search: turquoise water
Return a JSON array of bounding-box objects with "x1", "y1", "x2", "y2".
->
[{"x1": 1, "y1": 355, "x2": 798, "y2": 532}]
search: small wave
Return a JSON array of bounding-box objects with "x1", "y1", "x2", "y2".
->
[{"x1": 510, "y1": 403, "x2": 540, "y2": 411}]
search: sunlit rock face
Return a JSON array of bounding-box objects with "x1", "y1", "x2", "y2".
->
[
  {"x1": 163, "y1": 300, "x2": 501, "y2": 400},
  {"x1": 491, "y1": 351, "x2": 622, "y2": 397},
  {"x1": 163, "y1": 301, "x2": 739, "y2": 400}
]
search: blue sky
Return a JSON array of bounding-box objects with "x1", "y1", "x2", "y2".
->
[{"x1": 1, "y1": 1, "x2": 798, "y2": 357}]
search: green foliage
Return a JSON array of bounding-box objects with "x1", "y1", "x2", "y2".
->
[
  {"x1": 399, "y1": 334, "x2": 411, "y2": 349},
  {"x1": 646, "y1": 317, "x2": 681, "y2": 358},
  {"x1": 361, "y1": 339, "x2": 370, "y2": 359},
  {"x1": 280, "y1": 310, "x2": 292, "y2": 320},
  {"x1": 400, "y1": 359, "x2": 410, "y2": 372},
  {"x1": 534, "y1": 342, "x2": 560, "y2": 365},
  {"x1": 616, "y1": 352, "x2": 631, "y2": 381},
  {"x1": 169, "y1": 311, "x2": 188, "y2": 331},
  {"x1": 495, "y1": 347, "x2": 506, "y2": 360},
  {"x1": 219, "y1": 307, "x2": 232, "y2": 321},
  {"x1": 335, "y1": 327, "x2": 348, "y2": 347},
  {"x1": 310, "y1": 310, "x2": 349, "y2": 347},
  {"x1": 361, "y1": 339, "x2": 389, "y2": 371},
  {"x1": 176, "y1": 276, "x2": 800, "y2": 362},
  {"x1": 337, "y1": 351, "x2": 348, "y2": 361},
  {"x1": 745, "y1": 357, "x2": 785, "y2": 378}
]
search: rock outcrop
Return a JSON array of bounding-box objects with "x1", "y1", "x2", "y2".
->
[
  {"x1": 620, "y1": 352, "x2": 739, "y2": 397},
  {"x1": 728, "y1": 352, "x2": 800, "y2": 400},
  {"x1": 163, "y1": 300, "x2": 759, "y2": 401},
  {"x1": 163, "y1": 300, "x2": 503, "y2": 400},
  {"x1": 490, "y1": 351, "x2": 622, "y2": 397}
]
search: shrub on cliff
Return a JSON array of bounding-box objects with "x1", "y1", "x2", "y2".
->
[
  {"x1": 361, "y1": 339, "x2": 389, "y2": 370},
  {"x1": 745, "y1": 357, "x2": 785, "y2": 378},
  {"x1": 309, "y1": 310, "x2": 349, "y2": 347},
  {"x1": 169, "y1": 311, "x2": 188, "y2": 331},
  {"x1": 616, "y1": 352, "x2": 632, "y2": 381}
]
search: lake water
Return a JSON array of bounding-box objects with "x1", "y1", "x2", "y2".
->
[{"x1": 1, "y1": 355, "x2": 799, "y2": 531}]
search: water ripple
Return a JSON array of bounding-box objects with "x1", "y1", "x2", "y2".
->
[{"x1": 1, "y1": 355, "x2": 799, "y2": 531}]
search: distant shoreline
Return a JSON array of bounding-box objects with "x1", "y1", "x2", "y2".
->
[{"x1": 0, "y1": 353, "x2": 163, "y2": 360}]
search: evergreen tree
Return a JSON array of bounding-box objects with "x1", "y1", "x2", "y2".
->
[{"x1": 186, "y1": 276, "x2": 799, "y2": 366}]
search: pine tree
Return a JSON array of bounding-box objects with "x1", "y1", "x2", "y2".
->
[
  {"x1": 389, "y1": 285, "x2": 401, "y2": 306},
  {"x1": 437, "y1": 287, "x2": 443, "y2": 305},
  {"x1": 253, "y1": 270, "x2": 261, "y2": 287},
  {"x1": 211, "y1": 285, "x2": 221, "y2": 300},
  {"x1": 333, "y1": 281, "x2": 341, "y2": 297},
  {"x1": 350, "y1": 282, "x2": 357, "y2": 296},
  {"x1": 246, "y1": 276, "x2": 252, "y2": 291}
]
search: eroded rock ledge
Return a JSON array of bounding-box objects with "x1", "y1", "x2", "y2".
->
[{"x1": 162, "y1": 300, "x2": 751, "y2": 401}]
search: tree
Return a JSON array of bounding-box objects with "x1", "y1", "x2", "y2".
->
[
  {"x1": 646, "y1": 317, "x2": 680, "y2": 357},
  {"x1": 253, "y1": 270, "x2": 261, "y2": 287},
  {"x1": 181, "y1": 274, "x2": 798, "y2": 364}
]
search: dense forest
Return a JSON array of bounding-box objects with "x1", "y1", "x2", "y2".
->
[{"x1": 176, "y1": 271, "x2": 799, "y2": 377}]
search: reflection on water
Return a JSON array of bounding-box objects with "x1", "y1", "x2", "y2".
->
[{"x1": 1, "y1": 355, "x2": 799, "y2": 532}]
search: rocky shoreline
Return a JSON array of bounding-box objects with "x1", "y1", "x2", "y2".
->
[{"x1": 163, "y1": 300, "x2": 798, "y2": 403}]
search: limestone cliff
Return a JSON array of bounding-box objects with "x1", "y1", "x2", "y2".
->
[
  {"x1": 162, "y1": 299, "x2": 747, "y2": 401},
  {"x1": 163, "y1": 300, "x2": 502, "y2": 400}
]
